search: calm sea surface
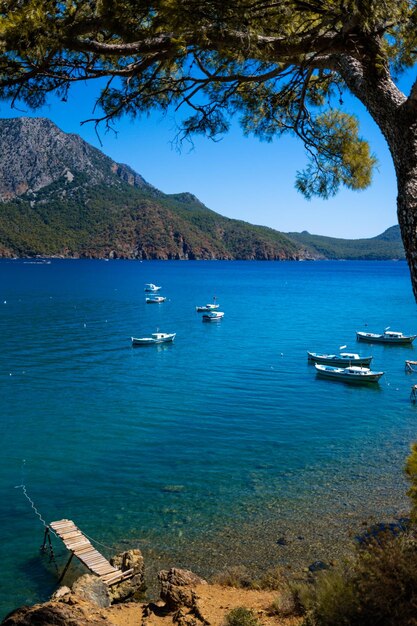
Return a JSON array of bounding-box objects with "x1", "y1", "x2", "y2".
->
[{"x1": 1, "y1": 259, "x2": 417, "y2": 617}]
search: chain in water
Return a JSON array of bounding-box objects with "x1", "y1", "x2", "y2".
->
[
  {"x1": 15, "y1": 460, "x2": 115, "y2": 550},
  {"x1": 14, "y1": 459, "x2": 56, "y2": 533},
  {"x1": 15, "y1": 483, "x2": 49, "y2": 528}
]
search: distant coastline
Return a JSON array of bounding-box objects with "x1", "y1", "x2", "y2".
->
[
  {"x1": 0, "y1": 118, "x2": 406, "y2": 263},
  {"x1": 0, "y1": 251, "x2": 407, "y2": 262}
]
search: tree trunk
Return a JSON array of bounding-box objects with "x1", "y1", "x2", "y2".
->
[
  {"x1": 336, "y1": 57, "x2": 417, "y2": 300},
  {"x1": 392, "y1": 122, "x2": 417, "y2": 301}
]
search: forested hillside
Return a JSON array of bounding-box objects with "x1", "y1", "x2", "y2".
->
[
  {"x1": 286, "y1": 226, "x2": 405, "y2": 260},
  {"x1": 0, "y1": 117, "x2": 403, "y2": 261}
]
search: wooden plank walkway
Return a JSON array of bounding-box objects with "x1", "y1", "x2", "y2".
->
[{"x1": 50, "y1": 519, "x2": 134, "y2": 586}]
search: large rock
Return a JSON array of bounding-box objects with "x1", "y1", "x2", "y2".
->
[
  {"x1": 109, "y1": 549, "x2": 146, "y2": 603},
  {"x1": 51, "y1": 586, "x2": 71, "y2": 600},
  {"x1": 158, "y1": 568, "x2": 207, "y2": 611},
  {"x1": 72, "y1": 575, "x2": 111, "y2": 608},
  {"x1": 1, "y1": 599, "x2": 113, "y2": 625}
]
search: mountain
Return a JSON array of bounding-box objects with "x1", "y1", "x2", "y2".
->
[
  {"x1": 285, "y1": 226, "x2": 405, "y2": 260},
  {"x1": 0, "y1": 117, "x2": 307, "y2": 260},
  {"x1": 0, "y1": 117, "x2": 152, "y2": 200},
  {"x1": 373, "y1": 225, "x2": 402, "y2": 243},
  {"x1": 0, "y1": 117, "x2": 405, "y2": 261}
]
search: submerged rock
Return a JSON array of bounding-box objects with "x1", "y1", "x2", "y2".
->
[
  {"x1": 308, "y1": 561, "x2": 329, "y2": 573},
  {"x1": 162, "y1": 485, "x2": 185, "y2": 493}
]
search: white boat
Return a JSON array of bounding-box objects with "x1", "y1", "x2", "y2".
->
[
  {"x1": 196, "y1": 297, "x2": 219, "y2": 312},
  {"x1": 131, "y1": 332, "x2": 176, "y2": 346},
  {"x1": 146, "y1": 296, "x2": 166, "y2": 304},
  {"x1": 315, "y1": 363, "x2": 384, "y2": 384},
  {"x1": 308, "y1": 351, "x2": 373, "y2": 367},
  {"x1": 196, "y1": 303, "x2": 220, "y2": 312},
  {"x1": 202, "y1": 311, "x2": 224, "y2": 322},
  {"x1": 356, "y1": 330, "x2": 416, "y2": 344},
  {"x1": 144, "y1": 283, "x2": 161, "y2": 292}
]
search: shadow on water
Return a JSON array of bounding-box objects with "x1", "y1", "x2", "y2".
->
[
  {"x1": 16, "y1": 550, "x2": 89, "y2": 605},
  {"x1": 130, "y1": 342, "x2": 175, "y2": 353},
  {"x1": 314, "y1": 375, "x2": 384, "y2": 390},
  {"x1": 17, "y1": 554, "x2": 60, "y2": 602},
  {"x1": 379, "y1": 343, "x2": 415, "y2": 351}
]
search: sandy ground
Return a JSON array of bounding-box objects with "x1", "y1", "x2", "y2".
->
[{"x1": 105, "y1": 584, "x2": 301, "y2": 626}]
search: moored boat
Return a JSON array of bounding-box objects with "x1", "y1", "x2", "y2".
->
[
  {"x1": 196, "y1": 303, "x2": 220, "y2": 312},
  {"x1": 131, "y1": 332, "x2": 176, "y2": 346},
  {"x1": 146, "y1": 296, "x2": 166, "y2": 303},
  {"x1": 315, "y1": 363, "x2": 384, "y2": 384},
  {"x1": 196, "y1": 297, "x2": 219, "y2": 312},
  {"x1": 202, "y1": 311, "x2": 224, "y2": 322},
  {"x1": 307, "y1": 351, "x2": 373, "y2": 367},
  {"x1": 356, "y1": 330, "x2": 416, "y2": 344},
  {"x1": 144, "y1": 283, "x2": 161, "y2": 292}
]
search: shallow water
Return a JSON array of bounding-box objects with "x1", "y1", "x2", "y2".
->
[{"x1": 1, "y1": 259, "x2": 417, "y2": 617}]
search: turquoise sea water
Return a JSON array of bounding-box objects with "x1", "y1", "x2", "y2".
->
[{"x1": 1, "y1": 259, "x2": 417, "y2": 617}]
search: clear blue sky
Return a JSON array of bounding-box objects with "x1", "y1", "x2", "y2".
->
[{"x1": 0, "y1": 79, "x2": 402, "y2": 239}]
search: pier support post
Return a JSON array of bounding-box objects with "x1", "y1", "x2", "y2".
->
[
  {"x1": 58, "y1": 553, "x2": 74, "y2": 584},
  {"x1": 40, "y1": 528, "x2": 49, "y2": 553}
]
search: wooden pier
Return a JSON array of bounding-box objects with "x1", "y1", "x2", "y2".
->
[{"x1": 48, "y1": 519, "x2": 134, "y2": 586}]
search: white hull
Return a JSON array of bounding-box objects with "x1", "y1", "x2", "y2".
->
[
  {"x1": 131, "y1": 333, "x2": 176, "y2": 346},
  {"x1": 315, "y1": 364, "x2": 383, "y2": 384},
  {"x1": 357, "y1": 331, "x2": 416, "y2": 344},
  {"x1": 308, "y1": 352, "x2": 372, "y2": 367},
  {"x1": 196, "y1": 304, "x2": 219, "y2": 312},
  {"x1": 146, "y1": 297, "x2": 166, "y2": 303},
  {"x1": 202, "y1": 311, "x2": 224, "y2": 321},
  {"x1": 144, "y1": 283, "x2": 161, "y2": 292}
]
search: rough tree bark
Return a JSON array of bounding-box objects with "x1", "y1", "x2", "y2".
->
[
  {"x1": 394, "y1": 124, "x2": 417, "y2": 300},
  {"x1": 336, "y1": 55, "x2": 417, "y2": 299}
]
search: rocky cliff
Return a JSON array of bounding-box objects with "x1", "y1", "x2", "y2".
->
[
  {"x1": 0, "y1": 117, "x2": 404, "y2": 261},
  {"x1": 0, "y1": 117, "x2": 306, "y2": 260},
  {"x1": 0, "y1": 117, "x2": 151, "y2": 201}
]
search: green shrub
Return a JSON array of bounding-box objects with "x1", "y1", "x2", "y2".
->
[
  {"x1": 268, "y1": 584, "x2": 305, "y2": 617},
  {"x1": 252, "y1": 566, "x2": 284, "y2": 591},
  {"x1": 406, "y1": 442, "x2": 417, "y2": 524},
  {"x1": 301, "y1": 567, "x2": 357, "y2": 626},
  {"x1": 302, "y1": 533, "x2": 417, "y2": 626},
  {"x1": 223, "y1": 607, "x2": 261, "y2": 626}
]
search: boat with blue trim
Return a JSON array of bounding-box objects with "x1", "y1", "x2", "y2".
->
[{"x1": 315, "y1": 363, "x2": 384, "y2": 384}]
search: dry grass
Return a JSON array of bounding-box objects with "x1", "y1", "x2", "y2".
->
[{"x1": 212, "y1": 566, "x2": 285, "y2": 591}]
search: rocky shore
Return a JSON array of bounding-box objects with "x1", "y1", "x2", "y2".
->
[{"x1": 1, "y1": 550, "x2": 301, "y2": 626}]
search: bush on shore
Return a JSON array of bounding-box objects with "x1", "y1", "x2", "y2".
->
[
  {"x1": 300, "y1": 533, "x2": 417, "y2": 626},
  {"x1": 405, "y1": 442, "x2": 417, "y2": 524},
  {"x1": 223, "y1": 607, "x2": 261, "y2": 626},
  {"x1": 217, "y1": 444, "x2": 417, "y2": 625},
  {"x1": 268, "y1": 585, "x2": 305, "y2": 617}
]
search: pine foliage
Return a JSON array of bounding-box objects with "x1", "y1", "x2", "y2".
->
[{"x1": 1, "y1": 1, "x2": 414, "y2": 198}]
